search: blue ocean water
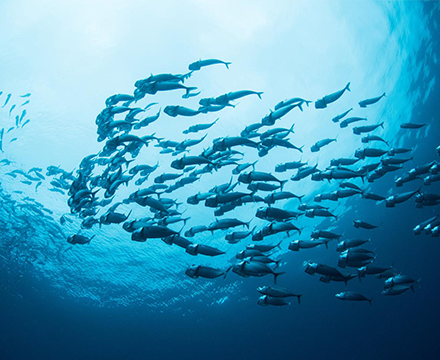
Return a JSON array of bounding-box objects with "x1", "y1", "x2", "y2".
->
[{"x1": 0, "y1": 1, "x2": 439, "y2": 359}]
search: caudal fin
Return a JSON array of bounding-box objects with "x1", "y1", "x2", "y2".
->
[
  {"x1": 276, "y1": 240, "x2": 283, "y2": 250},
  {"x1": 257, "y1": 92, "x2": 264, "y2": 99},
  {"x1": 185, "y1": 87, "x2": 198, "y2": 96},
  {"x1": 288, "y1": 123, "x2": 295, "y2": 133},
  {"x1": 296, "y1": 294, "x2": 303, "y2": 305},
  {"x1": 274, "y1": 272, "x2": 286, "y2": 284},
  {"x1": 224, "y1": 266, "x2": 233, "y2": 279},
  {"x1": 346, "y1": 82, "x2": 351, "y2": 92}
]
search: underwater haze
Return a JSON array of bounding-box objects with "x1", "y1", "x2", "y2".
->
[{"x1": 1, "y1": 1, "x2": 439, "y2": 359}]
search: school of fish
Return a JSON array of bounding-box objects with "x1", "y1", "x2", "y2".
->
[{"x1": 1, "y1": 58, "x2": 438, "y2": 307}]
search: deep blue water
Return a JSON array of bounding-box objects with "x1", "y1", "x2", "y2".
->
[{"x1": 1, "y1": 1, "x2": 440, "y2": 359}]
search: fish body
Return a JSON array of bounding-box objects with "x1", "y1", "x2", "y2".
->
[
  {"x1": 337, "y1": 238, "x2": 370, "y2": 251},
  {"x1": 188, "y1": 58, "x2": 231, "y2": 71},
  {"x1": 2, "y1": 94, "x2": 11, "y2": 107},
  {"x1": 353, "y1": 220, "x2": 379, "y2": 229},
  {"x1": 315, "y1": 82, "x2": 350, "y2": 109},
  {"x1": 291, "y1": 165, "x2": 319, "y2": 181},
  {"x1": 311, "y1": 138, "x2": 336, "y2": 152},
  {"x1": 355, "y1": 148, "x2": 388, "y2": 159},
  {"x1": 274, "y1": 97, "x2": 312, "y2": 111},
  {"x1": 183, "y1": 118, "x2": 218, "y2": 134},
  {"x1": 400, "y1": 123, "x2": 426, "y2": 129},
  {"x1": 164, "y1": 105, "x2": 200, "y2": 117},
  {"x1": 186, "y1": 244, "x2": 225, "y2": 257},
  {"x1": 214, "y1": 90, "x2": 263, "y2": 105},
  {"x1": 257, "y1": 296, "x2": 290, "y2": 306},
  {"x1": 358, "y1": 92, "x2": 386, "y2": 107},
  {"x1": 185, "y1": 265, "x2": 229, "y2": 279},
  {"x1": 262, "y1": 104, "x2": 297, "y2": 125},
  {"x1": 335, "y1": 292, "x2": 372, "y2": 305},
  {"x1": 67, "y1": 234, "x2": 94, "y2": 245},
  {"x1": 256, "y1": 207, "x2": 301, "y2": 222},
  {"x1": 332, "y1": 108, "x2": 353, "y2": 123},
  {"x1": 353, "y1": 122, "x2": 384, "y2": 135},
  {"x1": 288, "y1": 240, "x2": 325, "y2": 251},
  {"x1": 340, "y1": 117, "x2": 367, "y2": 128},
  {"x1": 362, "y1": 135, "x2": 388, "y2": 145}
]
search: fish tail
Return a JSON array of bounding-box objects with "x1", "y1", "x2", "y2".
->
[
  {"x1": 257, "y1": 92, "x2": 264, "y2": 99},
  {"x1": 224, "y1": 62, "x2": 232, "y2": 69},
  {"x1": 224, "y1": 266, "x2": 233, "y2": 279},
  {"x1": 288, "y1": 123, "x2": 295, "y2": 133},
  {"x1": 280, "y1": 180, "x2": 288, "y2": 191},
  {"x1": 297, "y1": 294, "x2": 302, "y2": 305},
  {"x1": 276, "y1": 240, "x2": 283, "y2": 250},
  {"x1": 298, "y1": 145, "x2": 304, "y2": 153},
  {"x1": 185, "y1": 87, "x2": 198, "y2": 95},
  {"x1": 345, "y1": 82, "x2": 351, "y2": 92},
  {"x1": 368, "y1": 298, "x2": 373, "y2": 306},
  {"x1": 380, "y1": 122, "x2": 384, "y2": 129},
  {"x1": 298, "y1": 104, "x2": 303, "y2": 112},
  {"x1": 183, "y1": 71, "x2": 194, "y2": 81},
  {"x1": 274, "y1": 272, "x2": 286, "y2": 284},
  {"x1": 383, "y1": 92, "x2": 387, "y2": 97},
  {"x1": 305, "y1": 100, "x2": 312, "y2": 107},
  {"x1": 251, "y1": 160, "x2": 258, "y2": 170}
]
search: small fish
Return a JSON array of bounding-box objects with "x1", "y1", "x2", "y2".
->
[
  {"x1": 2, "y1": 94, "x2": 11, "y2": 107},
  {"x1": 400, "y1": 123, "x2": 426, "y2": 129},
  {"x1": 67, "y1": 234, "x2": 95, "y2": 245},
  {"x1": 315, "y1": 82, "x2": 350, "y2": 109},
  {"x1": 335, "y1": 292, "x2": 372, "y2": 305},
  {"x1": 20, "y1": 100, "x2": 30, "y2": 107},
  {"x1": 9, "y1": 104, "x2": 16, "y2": 116},
  {"x1": 188, "y1": 58, "x2": 231, "y2": 71},
  {"x1": 311, "y1": 138, "x2": 337, "y2": 152},
  {"x1": 20, "y1": 93, "x2": 31, "y2": 98},
  {"x1": 353, "y1": 122, "x2": 384, "y2": 135},
  {"x1": 340, "y1": 117, "x2": 367, "y2": 128},
  {"x1": 332, "y1": 108, "x2": 353, "y2": 123},
  {"x1": 353, "y1": 220, "x2": 379, "y2": 230},
  {"x1": 358, "y1": 92, "x2": 386, "y2": 107}
]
